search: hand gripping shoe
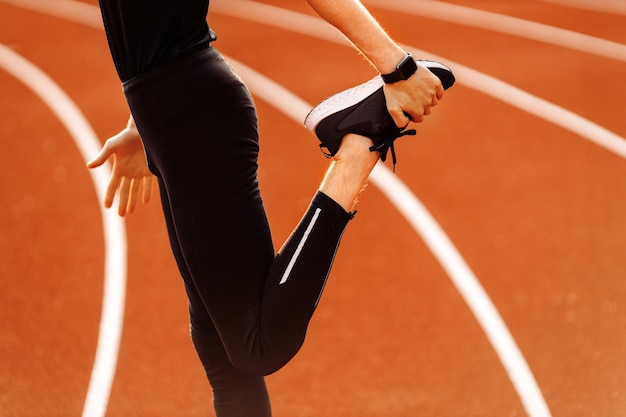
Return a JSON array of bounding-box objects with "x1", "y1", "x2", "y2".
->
[{"x1": 304, "y1": 60, "x2": 455, "y2": 169}]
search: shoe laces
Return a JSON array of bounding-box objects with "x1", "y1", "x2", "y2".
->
[{"x1": 369, "y1": 127, "x2": 416, "y2": 172}]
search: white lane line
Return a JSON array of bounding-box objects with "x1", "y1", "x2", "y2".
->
[
  {"x1": 369, "y1": 166, "x2": 550, "y2": 417},
  {"x1": 364, "y1": 0, "x2": 626, "y2": 63},
  {"x1": 228, "y1": 56, "x2": 551, "y2": 417},
  {"x1": 0, "y1": 44, "x2": 127, "y2": 417},
  {"x1": 0, "y1": 0, "x2": 103, "y2": 29},
  {"x1": 538, "y1": 0, "x2": 626, "y2": 15},
  {"x1": 443, "y1": 62, "x2": 626, "y2": 160},
  {"x1": 2, "y1": 1, "x2": 569, "y2": 415},
  {"x1": 14, "y1": 1, "x2": 625, "y2": 416},
  {"x1": 5, "y1": 0, "x2": 625, "y2": 159},
  {"x1": 212, "y1": 0, "x2": 626, "y2": 161}
]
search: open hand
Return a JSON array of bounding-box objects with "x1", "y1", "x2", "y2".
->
[{"x1": 86, "y1": 126, "x2": 153, "y2": 216}]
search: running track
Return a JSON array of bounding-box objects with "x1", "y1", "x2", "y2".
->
[{"x1": 1, "y1": 1, "x2": 625, "y2": 416}]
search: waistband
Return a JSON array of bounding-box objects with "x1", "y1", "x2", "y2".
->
[{"x1": 123, "y1": 43, "x2": 218, "y2": 96}]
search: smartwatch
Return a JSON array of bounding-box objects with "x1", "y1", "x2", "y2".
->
[{"x1": 381, "y1": 53, "x2": 418, "y2": 84}]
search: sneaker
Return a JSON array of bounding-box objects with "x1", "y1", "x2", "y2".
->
[{"x1": 304, "y1": 60, "x2": 455, "y2": 168}]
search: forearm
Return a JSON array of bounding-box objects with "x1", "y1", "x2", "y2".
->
[{"x1": 305, "y1": 0, "x2": 406, "y2": 74}]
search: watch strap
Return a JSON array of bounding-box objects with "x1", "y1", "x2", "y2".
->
[{"x1": 381, "y1": 53, "x2": 417, "y2": 84}]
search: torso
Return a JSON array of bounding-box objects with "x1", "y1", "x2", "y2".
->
[{"x1": 98, "y1": 0, "x2": 215, "y2": 82}]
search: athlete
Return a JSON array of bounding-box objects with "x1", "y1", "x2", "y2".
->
[{"x1": 87, "y1": 0, "x2": 453, "y2": 415}]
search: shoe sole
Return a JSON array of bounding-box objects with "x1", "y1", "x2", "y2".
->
[{"x1": 304, "y1": 60, "x2": 455, "y2": 132}]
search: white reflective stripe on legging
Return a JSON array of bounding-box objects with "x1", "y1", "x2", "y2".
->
[{"x1": 279, "y1": 207, "x2": 322, "y2": 285}]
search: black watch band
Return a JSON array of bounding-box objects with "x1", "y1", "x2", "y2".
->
[{"x1": 381, "y1": 53, "x2": 418, "y2": 84}]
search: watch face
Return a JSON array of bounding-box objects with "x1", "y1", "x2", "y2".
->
[{"x1": 398, "y1": 55, "x2": 417, "y2": 80}]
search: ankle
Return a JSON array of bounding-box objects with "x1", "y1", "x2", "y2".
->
[
  {"x1": 318, "y1": 134, "x2": 380, "y2": 212},
  {"x1": 334, "y1": 134, "x2": 379, "y2": 165}
]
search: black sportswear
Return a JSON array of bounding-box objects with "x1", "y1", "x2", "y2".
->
[
  {"x1": 98, "y1": 0, "x2": 216, "y2": 82},
  {"x1": 99, "y1": 2, "x2": 355, "y2": 414}
]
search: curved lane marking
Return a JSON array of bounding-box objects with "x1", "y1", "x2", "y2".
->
[
  {"x1": 364, "y1": 0, "x2": 626, "y2": 62},
  {"x1": 228, "y1": 56, "x2": 552, "y2": 417},
  {"x1": 211, "y1": 0, "x2": 626, "y2": 161},
  {"x1": 8, "y1": 1, "x2": 624, "y2": 416},
  {"x1": 0, "y1": 44, "x2": 127, "y2": 417},
  {"x1": 538, "y1": 0, "x2": 626, "y2": 15},
  {"x1": 3, "y1": 0, "x2": 625, "y2": 158},
  {"x1": 0, "y1": 0, "x2": 103, "y2": 28}
]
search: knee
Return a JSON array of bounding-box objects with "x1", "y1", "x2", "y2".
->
[
  {"x1": 190, "y1": 323, "x2": 286, "y2": 377},
  {"x1": 226, "y1": 349, "x2": 289, "y2": 377}
]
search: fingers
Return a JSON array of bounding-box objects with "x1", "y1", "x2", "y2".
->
[
  {"x1": 128, "y1": 178, "x2": 142, "y2": 215},
  {"x1": 436, "y1": 87, "x2": 445, "y2": 101},
  {"x1": 408, "y1": 73, "x2": 444, "y2": 121},
  {"x1": 104, "y1": 172, "x2": 122, "y2": 209},
  {"x1": 117, "y1": 176, "x2": 132, "y2": 216},
  {"x1": 108, "y1": 175, "x2": 153, "y2": 216},
  {"x1": 389, "y1": 108, "x2": 417, "y2": 128},
  {"x1": 142, "y1": 175, "x2": 153, "y2": 204},
  {"x1": 431, "y1": 93, "x2": 441, "y2": 108},
  {"x1": 106, "y1": 174, "x2": 133, "y2": 216},
  {"x1": 126, "y1": 175, "x2": 153, "y2": 215},
  {"x1": 390, "y1": 101, "x2": 431, "y2": 127},
  {"x1": 87, "y1": 130, "x2": 153, "y2": 215},
  {"x1": 393, "y1": 87, "x2": 443, "y2": 126}
]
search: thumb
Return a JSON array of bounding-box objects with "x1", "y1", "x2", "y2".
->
[{"x1": 86, "y1": 142, "x2": 113, "y2": 169}]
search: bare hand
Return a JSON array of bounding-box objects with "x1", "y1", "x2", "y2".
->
[
  {"x1": 86, "y1": 127, "x2": 153, "y2": 216},
  {"x1": 383, "y1": 62, "x2": 445, "y2": 128}
]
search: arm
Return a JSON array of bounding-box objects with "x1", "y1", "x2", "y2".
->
[
  {"x1": 305, "y1": 0, "x2": 444, "y2": 126},
  {"x1": 86, "y1": 115, "x2": 153, "y2": 216}
]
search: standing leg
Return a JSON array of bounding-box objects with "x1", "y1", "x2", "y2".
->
[{"x1": 157, "y1": 176, "x2": 272, "y2": 417}]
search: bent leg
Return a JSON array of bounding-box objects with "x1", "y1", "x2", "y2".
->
[
  {"x1": 216, "y1": 136, "x2": 379, "y2": 375},
  {"x1": 216, "y1": 191, "x2": 354, "y2": 375}
]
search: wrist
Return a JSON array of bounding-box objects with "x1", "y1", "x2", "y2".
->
[{"x1": 381, "y1": 52, "x2": 418, "y2": 84}]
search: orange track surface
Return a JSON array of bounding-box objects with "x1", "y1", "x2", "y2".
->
[{"x1": 1, "y1": 1, "x2": 625, "y2": 416}]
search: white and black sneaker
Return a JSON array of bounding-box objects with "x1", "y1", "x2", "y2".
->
[{"x1": 304, "y1": 60, "x2": 455, "y2": 168}]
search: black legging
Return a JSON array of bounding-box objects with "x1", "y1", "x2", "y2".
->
[{"x1": 123, "y1": 46, "x2": 354, "y2": 416}]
